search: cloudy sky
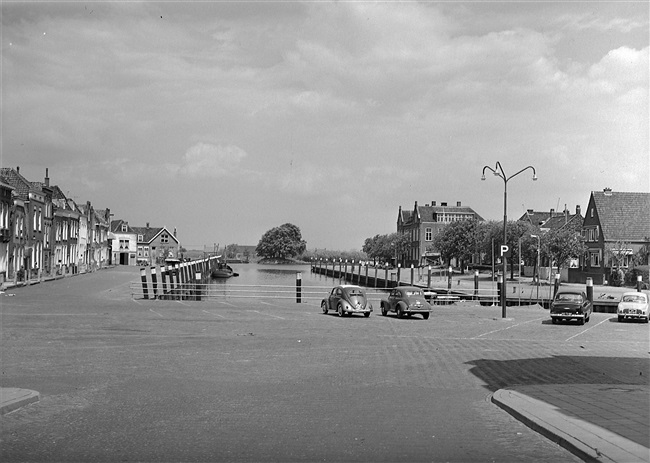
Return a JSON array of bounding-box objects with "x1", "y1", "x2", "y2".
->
[{"x1": 2, "y1": 1, "x2": 648, "y2": 251}]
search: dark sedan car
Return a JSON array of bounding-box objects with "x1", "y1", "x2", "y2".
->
[
  {"x1": 380, "y1": 286, "x2": 432, "y2": 319},
  {"x1": 550, "y1": 289, "x2": 592, "y2": 325},
  {"x1": 321, "y1": 285, "x2": 372, "y2": 317}
]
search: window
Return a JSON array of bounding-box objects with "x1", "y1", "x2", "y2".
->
[
  {"x1": 161, "y1": 233, "x2": 169, "y2": 244},
  {"x1": 425, "y1": 228, "x2": 432, "y2": 241},
  {"x1": 121, "y1": 224, "x2": 128, "y2": 232},
  {"x1": 138, "y1": 234, "x2": 144, "y2": 242},
  {"x1": 590, "y1": 251, "x2": 601, "y2": 267}
]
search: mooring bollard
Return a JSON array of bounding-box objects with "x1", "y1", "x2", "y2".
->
[
  {"x1": 474, "y1": 270, "x2": 479, "y2": 301},
  {"x1": 497, "y1": 273, "x2": 503, "y2": 307},
  {"x1": 553, "y1": 273, "x2": 561, "y2": 298},
  {"x1": 296, "y1": 272, "x2": 302, "y2": 303},
  {"x1": 161, "y1": 266, "x2": 168, "y2": 300},
  {"x1": 151, "y1": 266, "x2": 158, "y2": 299},
  {"x1": 410, "y1": 265, "x2": 414, "y2": 285},
  {"x1": 397, "y1": 264, "x2": 401, "y2": 286},
  {"x1": 637, "y1": 275, "x2": 643, "y2": 292},
  {"x1": 140, "y1": 268, "x2": 149, "y2": 300},
  {"x1": 427, "y1": 266, "x2": 432, "y2": 289},
  {"x1": 586, "y1": 277, "x2": 593, "y2": 304},
  {"x1": 447, "y1": 266, "x2": 452, "y2": 290},
  {"x1": 195, "y1": 272, "x2": 202, "y2": 301}
]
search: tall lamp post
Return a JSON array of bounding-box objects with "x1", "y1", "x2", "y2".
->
[{"x1": 482, "y1": 162, "x2": 537, "y2": 318}]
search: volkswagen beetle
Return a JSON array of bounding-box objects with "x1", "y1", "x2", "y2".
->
[
  {"x1": 321, "y1": 285, "x2": 372, "y2": 317},
  {"x1": 380, "y1": 286, "x2": 432, "y2": 319}
]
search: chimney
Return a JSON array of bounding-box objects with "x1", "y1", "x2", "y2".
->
[
  {"x1": 603, "y1": 187, "x2": 612, "y2": 196},
  {"x1": 576, "y1": 205, "x2": 581, "y2": 216},
  {"x1": 16, "y1": 166, "x2": 20, "y2": 174},
  {"x1": 527, "y1": 209, "x2": 534, "y2": 214},
  {"x1": 45, "y1": 168, "x2": 50, "y2": 187},
  {"x1": 549, "y1": 208, "x2": 555, "y2": 220},
  {"x1": 173, "y1": 227, "x2": 177, "y2": 238},
  {"x1": 456, "y1": 201, "x2": 462, "y2": 207},
  {"x1": 146, "y1": 222, "x2": 150, "y2": 229}
]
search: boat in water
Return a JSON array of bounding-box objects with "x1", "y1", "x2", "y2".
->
[{"x1": 211, "y1": 262, "x2": 239, "y2": 279}]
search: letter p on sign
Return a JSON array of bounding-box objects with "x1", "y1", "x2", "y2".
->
[{"x1": 500, "y1": 245, "x2": 511, "y2": 258}]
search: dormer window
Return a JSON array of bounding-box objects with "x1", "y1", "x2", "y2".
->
[
  {"x1": 121, "y1": 224, "x2": 127, "y2": 232},
  {"x1": 138, "y1": 234, "x2": 144, "y2": 242}
]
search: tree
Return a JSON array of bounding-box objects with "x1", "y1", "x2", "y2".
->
[
  {"x1": 362, "y1": 232, "x2": 410, "y2": 265},
  {"x1": 541, "y1": 228, "x2": 585, "y2": 278},
  {"x1": 225, "y1": 243, "x2": 239, "y2": 259},
  {"x1": 431, "y1": 220, "x2": 485, "y2": 272},
  {"x1": 256, "y1": 223, "x2": 307, "y2": 260}
]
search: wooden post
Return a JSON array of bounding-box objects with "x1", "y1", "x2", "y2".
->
[
  {"x1": 586, "y1": 277, "x2": 593, "y2": 304},
  {"x1": 410, "y1": 265, "x2": 414, "y2": 285},
  {"x1": 160, "y1": 266, "x2": 168, "y2": 300},
  {"x1": 195, "y1": 272, "x2": 202, "y2": 301},
  {"x1": 140, "y1": 268, "x2": 149, "y2": 300},
  {"x1": 474, "y1": 270, "x2": 479, "y2": 301},
  {"x1": 150, "y1": 266, "x2": 158, "y2": 299},
  {"x1": 296, "y1": 273, "x2": 302, "y2": 303}
]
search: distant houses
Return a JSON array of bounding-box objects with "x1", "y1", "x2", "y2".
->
[{"x1": 0, "y1": 166, "x2": 180, "y2": 286}]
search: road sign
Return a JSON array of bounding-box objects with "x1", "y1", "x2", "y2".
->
[{"x1": 500, "y1": 245, "x2": 511, "y2": 258}]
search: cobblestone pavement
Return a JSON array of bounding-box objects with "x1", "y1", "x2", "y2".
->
[{"x1": 1, "y1": 267, "x2": 648, "y2": 462}]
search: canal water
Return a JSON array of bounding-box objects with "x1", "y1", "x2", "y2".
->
[{"x1": 207, "y1": 263, "x2": 389, "y2": 302}]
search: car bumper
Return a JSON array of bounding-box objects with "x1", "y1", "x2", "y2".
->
[
  {"x1": 343, "y1": 307, "x2": 372, "y2": 314},
  {"x1": 405, "y1": 307, "x2": 432, "y2": 314},
  {"x1": 618, "y1": 311, "x2": 648, "y2": 320},
  {"x1": 551, "y1": 313, "x2": 586, "y2": 320}
]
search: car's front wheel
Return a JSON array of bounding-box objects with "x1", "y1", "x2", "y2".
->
[
  {"x1": 422, "y1": 313, "x2": 430, "y2": 320},
  {"x1": 579, "y1": 317, "x2": 585, "y2": 325},
  {"x1": 396, "y1": 306, "x2": 404, "y2": 319},
  {"x1": 338, "y1": 303, "x2": 345, "y2": 317},
  {"x1": 364, "y1": 312, "x2": 370, "y2": 318},
  {"x1": 321, "y1": 301, "x2": 328, "y2": 314},
  {"x1": 381, "y1": 302, "x2": 388, "y2": 316},
  {"x1": 618, "y1": 315, "x2": 623, "y2": 322}
]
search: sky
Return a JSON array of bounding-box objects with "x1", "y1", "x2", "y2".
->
[{"x1": 1, "y1": 1, "x2": 648, "y2": 251}]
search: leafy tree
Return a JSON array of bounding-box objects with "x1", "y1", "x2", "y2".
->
[
  {"x1": 256, "y1": 223, "x2": 307, "y2": 259},
  {"x1": 225, "y1": 243, "x2": 239, "y2": 259},
  {"x1": 541, "y1": 227, "x2": 585, "y2": 278},
  {"x1": 362, "y1": 232, "x2": 410, "y2": 265}
]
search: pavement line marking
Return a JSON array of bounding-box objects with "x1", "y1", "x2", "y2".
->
[
  {"x1": 248, "y1": 310, "x2": 285, "y2": 319},
  {"x1": 471, "y1": 316, "x2": 547, "y2": 339},
  {"x1": 202, "y1": 309, "x2": 226, "y2": 318},
  {"x1": 176, "y1": 300, "x2": 191, "y2": 306},
  {"x1": 149, "y1": 308, "x2": 164, "y2": 317},
  {"x1": 565, "y1": 317, "x2": 609, "y2": 342}
]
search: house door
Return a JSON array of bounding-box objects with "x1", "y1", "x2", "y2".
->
[{"x1": 119, "y1": 252, "x2": 129, "y2": 265}]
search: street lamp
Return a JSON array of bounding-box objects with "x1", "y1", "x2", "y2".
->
[
  {"x1": 482, "y1": 162, "x2": 537, "y2": 318},
  {"x1": 531, "y1": 234, "x2": 540, "y2": 301}
]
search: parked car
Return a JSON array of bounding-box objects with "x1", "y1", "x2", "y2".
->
[
  {"x1": 550, "y1": 290, "x2": 592, "y2": 325},
  {"x1": 321, "y1": 285, "x2": 372, "y2": 317},
  {"x1": 380, "y1": 286, "x2": 432, "y2": 319},
  {"x1": 617, "y1": 292, "x2": 649, "y2": 323}
]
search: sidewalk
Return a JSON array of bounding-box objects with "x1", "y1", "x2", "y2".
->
[
  {"x1": 493, "y1": 384, "x2": 650, "y2": 463},
  {"x1": 0, "y1": 388, "x2": 40, "y2": 415}
]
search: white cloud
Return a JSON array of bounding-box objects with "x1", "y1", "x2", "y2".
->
[{"x1": 177, "y1": 143, "x2": 247, "y2": 178}]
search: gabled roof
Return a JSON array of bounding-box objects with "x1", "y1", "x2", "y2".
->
[
  {"x1": 591, "y1": 191, "x2": 650, "y2": 242},
  {"x1": 518, "y1": 210, "x2": 563, "y2": 226},
  {"x1": 111, "y1": 219, "x2": 133, "y2": 233},
  {"x1": 0, "y1": 167, "x2": 39, "y2": 198},
  {"x1": 130, "y1": 226, "x2": 179, "y2": 244},
  {"x1": 542, "y1": 213, "x2": 583, "y2": 232}
]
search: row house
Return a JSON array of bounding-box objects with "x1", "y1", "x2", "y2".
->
[
  {"x1": 397, "y1": 200, "x2": 484, "y2": 267},
  {"x1": 0, "y1": 166, "x2": 111, "y2": 283},
  {"x1": 110, "y1": 220, "x2": 179, "y2": 266},
  {"x1": 576, "y1": 189, "x2": 650, "y2": 284}
]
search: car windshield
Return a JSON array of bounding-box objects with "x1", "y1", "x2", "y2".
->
[
  {"x1": 622, "y1": 295, "x2": 646, "y2": 303},
  {"x1": 555, "y1": 293, "x2": 582, "y2": 302},
  {"x1": 405, "y1": 290, "x2": 423, "y2": 297}
]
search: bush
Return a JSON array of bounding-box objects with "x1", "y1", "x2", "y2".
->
[{"x1": 625, "y1": 265, "x2": 649, "y2": 289}]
